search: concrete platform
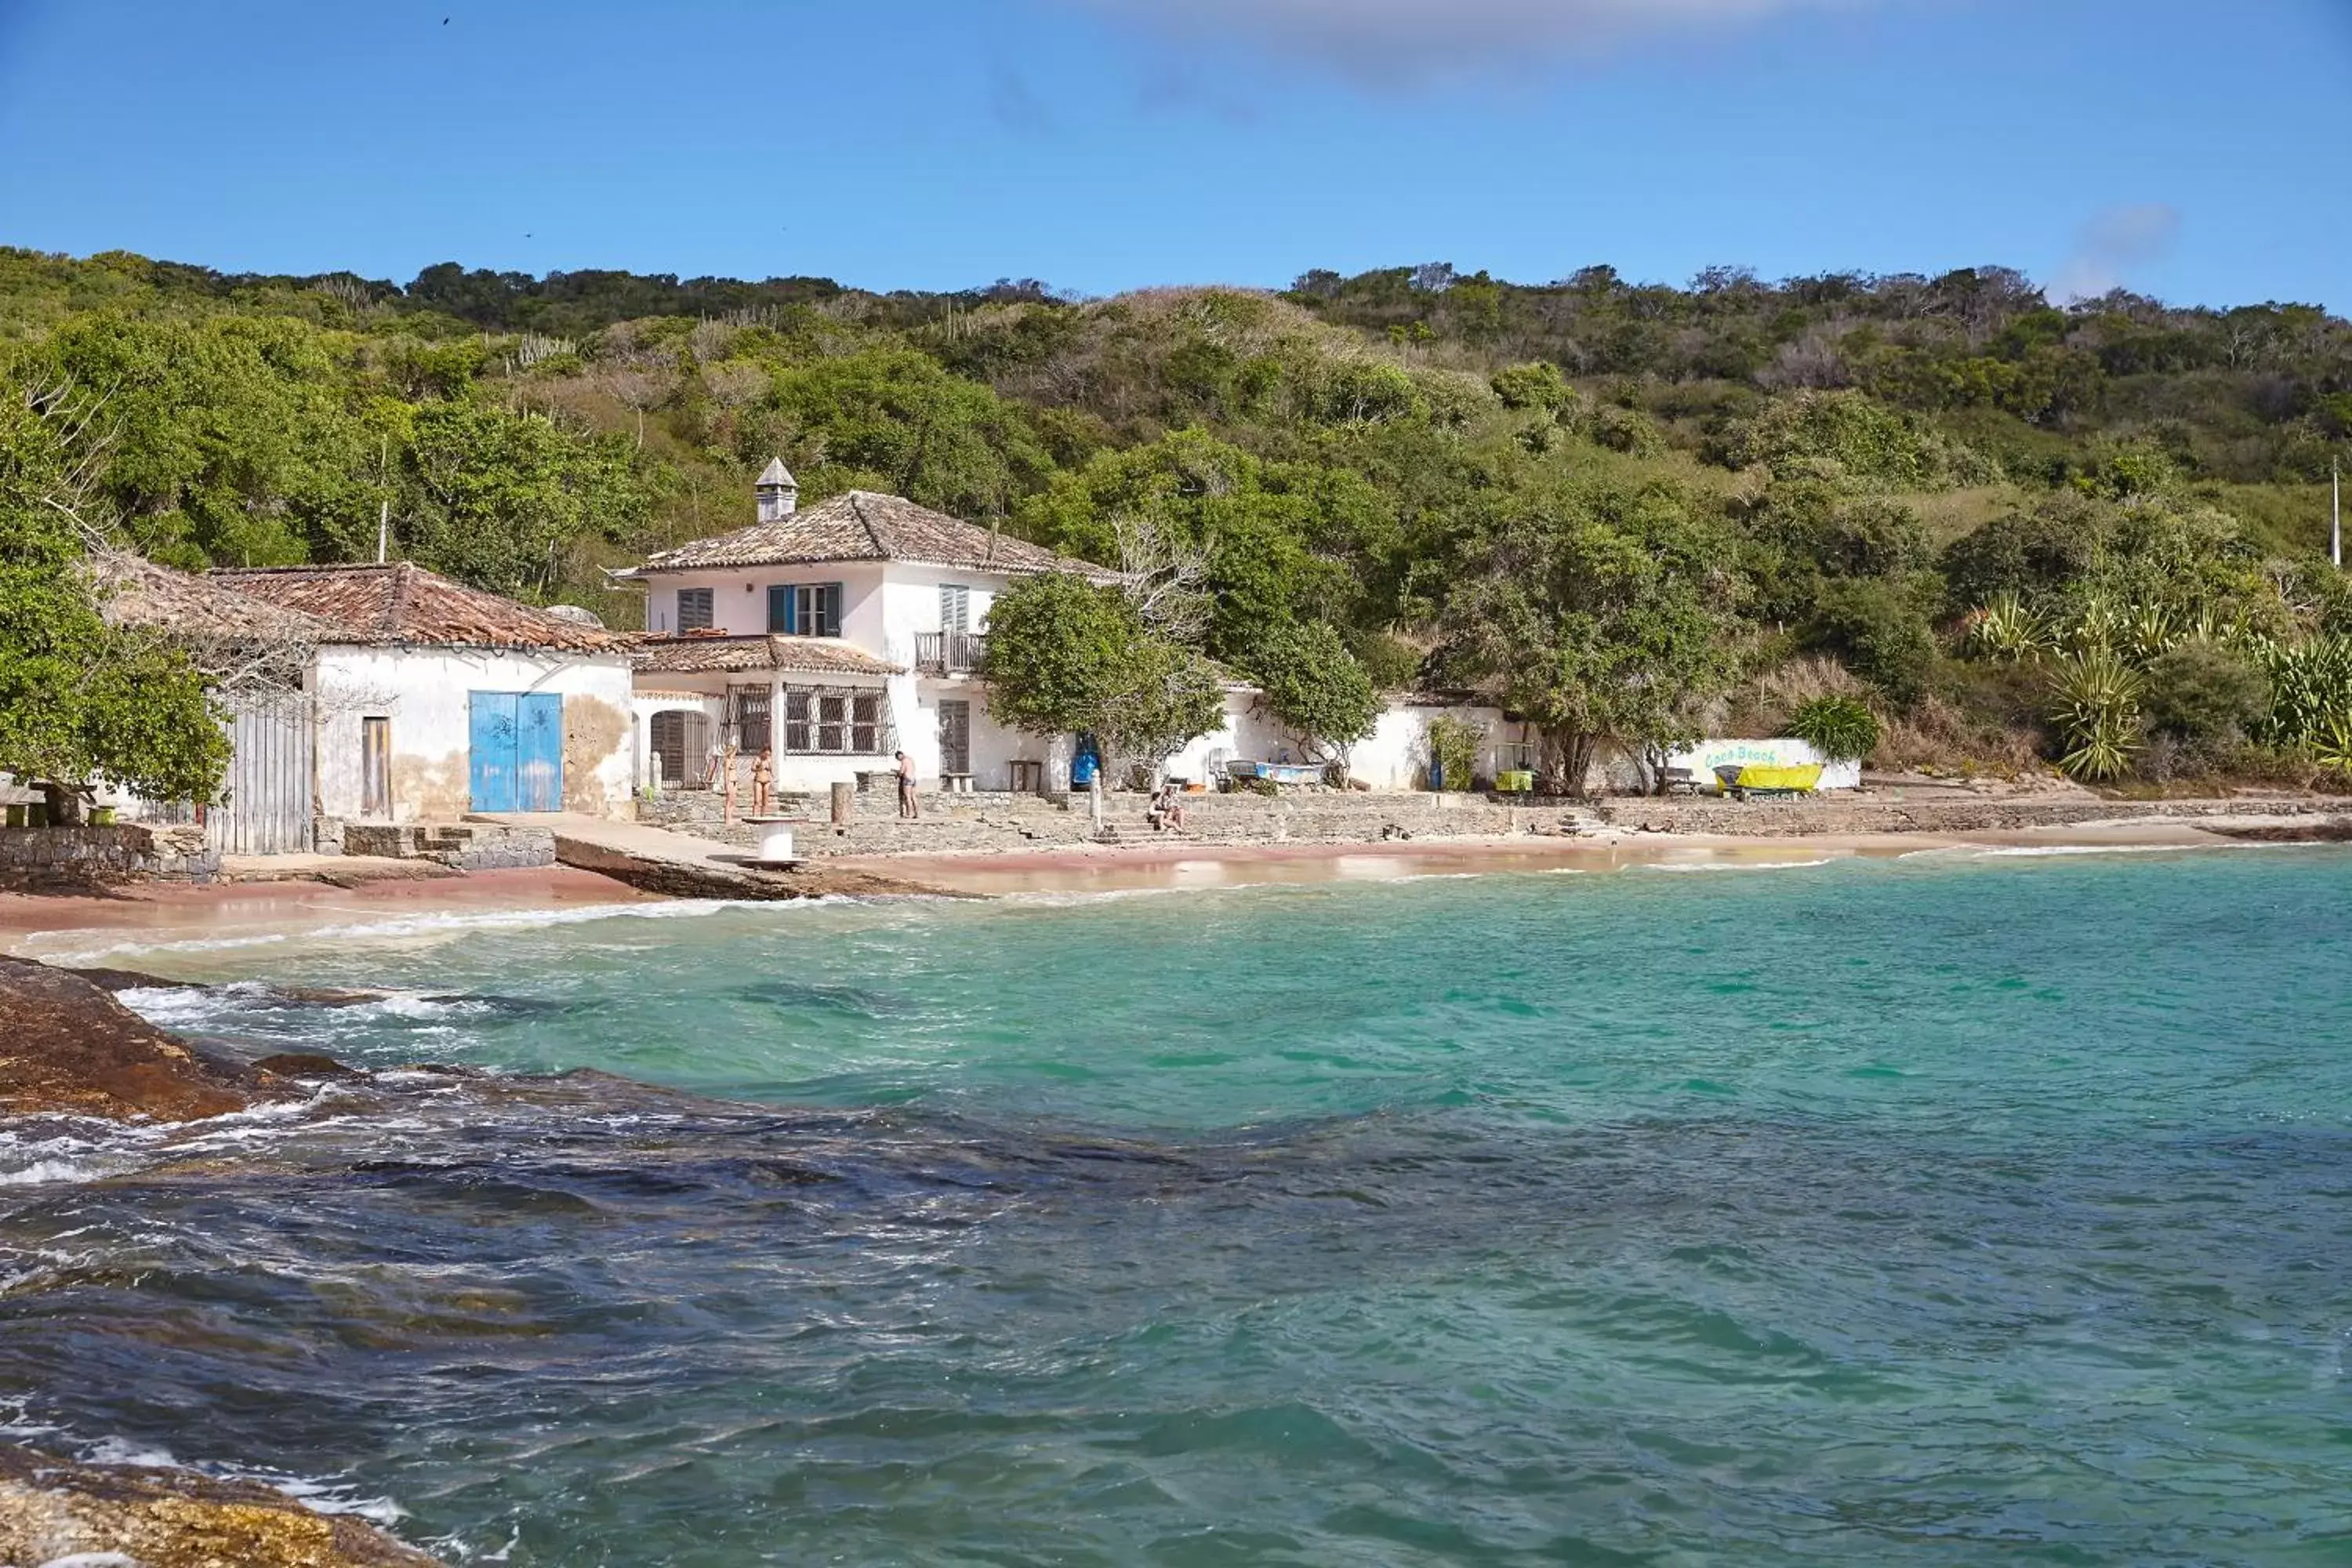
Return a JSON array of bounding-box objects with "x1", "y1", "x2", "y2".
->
[{"x1": 465, "y1": 812, "x2": 950, "y2": 901}]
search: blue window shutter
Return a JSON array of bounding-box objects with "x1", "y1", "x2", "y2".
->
[{"x1": 768, "y1": 585, "x2": 792, "y2": 634}]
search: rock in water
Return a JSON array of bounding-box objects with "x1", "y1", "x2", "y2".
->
[
  {"x1": 0, "y1": 956, "x2": 296, "y2": 1121},
  {"x1": 0, "y1": 1443, "x2": 442, "y2": 1566}
]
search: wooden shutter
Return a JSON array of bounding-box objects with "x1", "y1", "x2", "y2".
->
[{"x1": 768, "y1": 585, "x2": 794, "y2": 634}]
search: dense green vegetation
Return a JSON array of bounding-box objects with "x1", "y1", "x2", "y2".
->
[
  {"x1": 4, "y1": 245, "x2": 2349, "y2": 791},
  {"x1": 0, "y1": 380, "x2": 228, "y2": 809}
]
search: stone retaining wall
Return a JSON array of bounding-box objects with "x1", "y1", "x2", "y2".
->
[
  {"x1": 341, "y1": 822, "x2": 556, "y2": 869},
  {"x1": 0, "y1": 824, "x2": 220, "y2": 889},
  {"x1": 1585, "y1": 795, "x2": 2341, "y2": 837},
  {"x1": 643, "y1": 786, "x2": 1539, "y2": 857}
]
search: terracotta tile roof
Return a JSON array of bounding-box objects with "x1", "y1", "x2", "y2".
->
[
  {"x1": 207, "y1": 564, "x2": 620, "y2": 653},
  {"x1": 87, "y1": 553, "x2": 339, "y2": 644},
  {"x1": 620, "y1": 491, "x2": 1113, "y2": 579},
  {"x1": 624, "y1": 633, "x2": 902, "y2": 678}
]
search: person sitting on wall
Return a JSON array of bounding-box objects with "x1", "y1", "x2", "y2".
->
[{"x1": 1145, "y1": 779, "x2": 1186, "y2": 833}]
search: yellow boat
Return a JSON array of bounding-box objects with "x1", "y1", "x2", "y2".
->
[{"x1": 1712, "y1": 763, "x2": 1824, "y2": 797}]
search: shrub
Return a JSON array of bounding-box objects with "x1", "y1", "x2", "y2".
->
[
  {"x1": 1786, "y1": 695, "x2": 1880, "y2": 763},
  {"x1": 1940, "y1": 495, "x2": 2111, "y2": 611},
  {"x1": 1490, "y1": 361, "x2": 1570, "y2": 412},
  {"x1": 1592, "y1": 405, "x2": 1666, "y2": 456},
  {"x1": 1808, "y1": 579, "x2": 1938, "y2": 705},
  {"x1": 2142, "y1": 641, "x2": 2268, "y2": 745},
  {"x1": 1716, "y1": 390, "x2": 1990, "y2": 489},
  {"x1": 1425, "y1": 715, "x2": 1485, "y2": 791}
]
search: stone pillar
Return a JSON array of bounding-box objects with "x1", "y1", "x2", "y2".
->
[{"x1": 830, "y1": 781, "x2": 855, "y2": 826}]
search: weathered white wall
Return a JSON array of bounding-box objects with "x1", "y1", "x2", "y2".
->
[
  {"x1": 314, "y1": 647, "x2": 636, "y2": 822},
  {"x1": 641, "y1": 563, "x2": 890, "y2": 640},
  {"x1": 1662, "y1": 737, "x2": 1861, "y2": 792},
  {"x1": 1349, "y1": 700, "x2": 1515, "y2": 791},
  {"x1": 877, "y1": 565, "x2": 1010, "y2": 668}
]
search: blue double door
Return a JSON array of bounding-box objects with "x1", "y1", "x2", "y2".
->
[{"x1": 468, "y1": 691, "x2": 564, "y2": 812}]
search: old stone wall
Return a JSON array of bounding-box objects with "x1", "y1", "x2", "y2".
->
[
  {"x1": 1584, "y1": 795, "x2": 2341, "y2": 837},
  {"x1": 341, "y1": 822, "x2": 556, "y2": 869},
  {"x1": 640, "y1": 783, "x2": 1537, "y2": 857},
  {"x1": 0, "y1": 824, "x2": 219, "y2": 890}
]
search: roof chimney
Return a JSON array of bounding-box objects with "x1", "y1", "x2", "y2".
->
[{"x1": 755, "y1": 457, "x2": 798, "y2": 522}]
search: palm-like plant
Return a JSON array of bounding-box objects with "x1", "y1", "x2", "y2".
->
[
  {"x1": 1786, "y1": 695, "x2": 1879, "y2": 764},
  {"x1": 2060, "y1": 593, "x2": 2125, "y2": 656},
  {"x1": 1969, "y1": 592, "x2": 2045, "y2": 662},
  {"x1": 2312, "y1": 712, "x2": 2352, "y2": 779},
  {"x1": 2119, "y1": 603, "x2": 2180, "y2": 664},
  {"x1": 2047, "y1": 647, "x2": 2145, "y2": 782}
]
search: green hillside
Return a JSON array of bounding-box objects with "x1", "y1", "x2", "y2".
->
[{"x1": 5, "y1": 246, "x2": 2349, "y2": 789}]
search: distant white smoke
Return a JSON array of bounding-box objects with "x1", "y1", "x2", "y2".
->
[
  {"x1": 1066, "y1": 0, "x2": 1887, "y2": 84},
  {"x1": 2053, "y1": 204, "x2": 2183, "y2": 303}
]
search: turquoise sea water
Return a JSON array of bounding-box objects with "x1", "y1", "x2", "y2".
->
[{"x1": 5, "y1": 847, "x2": 2352, "y2": 1565}]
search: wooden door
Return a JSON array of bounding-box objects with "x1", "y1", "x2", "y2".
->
[
  {"x1": 938, "y1": 699, "x2": 971, "y2": 774},
  {"x1": 211, "y1": 691, "x2": 314, "y2": 855},
  {"x1": 468, "y1": 693, "x2": 518, "y2": 812},
  {"x1": 361, "y1": 717, "x2": 391, "y2": 817},
  {"x1": 518, "y1": 692, "x2": 564, "y2": 811}
]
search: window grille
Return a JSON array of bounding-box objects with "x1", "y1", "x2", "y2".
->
[
  {"x1": 728, "y1": 684, "x2": 771, "y2": 752},
  {"x1": 779, "y1": 685, "x2": 892, "y2": 755}
]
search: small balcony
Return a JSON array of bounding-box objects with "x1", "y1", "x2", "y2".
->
[{"x1": 914, "y1": 631, "x2": 988, "y2": 673}]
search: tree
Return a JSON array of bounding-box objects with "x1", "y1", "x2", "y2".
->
[
  {"x1": 404, "y1": 395, "x2": 645, "y2": 599},
  {"x1": 979, "y1": 572, "x2": 1225, "y2": 788},
  {"x1": 1014, "y1": 431, "x2": 1392, "y2": 662},
  {"x1": 750, "y1": 347, "x2": 1051, "y2": 522},
  {"x1": 1435, "y1": 481, "x2": 1735, "y2": 794},
  {"x1": 0, "y1": 382, "x2": 228, "y2": 813},
  {"x1": 1246, "y1": 621, "x2": 1380, "y2": 768}
]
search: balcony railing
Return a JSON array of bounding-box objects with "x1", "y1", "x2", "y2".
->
[{"x1": 915, "y1": 631, "x2": 988, "y2": 673}]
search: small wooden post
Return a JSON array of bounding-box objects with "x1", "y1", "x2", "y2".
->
[{"x1": 830, "y1": 780, "x2": 854, "y2": 826}]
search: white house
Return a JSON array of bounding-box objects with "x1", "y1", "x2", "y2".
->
[{"x1": 615, "y1": 464, "x2": 1121, "y2": 794}]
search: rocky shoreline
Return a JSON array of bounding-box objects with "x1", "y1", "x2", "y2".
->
[
  {"x1": 0, "y1": 1441, "x2": 441, "y2": 1567},
  {"x1": 0, "y1": 957, "x2": 459, "y2": 1563}
]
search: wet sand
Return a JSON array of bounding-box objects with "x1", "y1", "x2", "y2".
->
[
  {"x1": 826, "y1": 817, "x2": 2246, "y2": 895},
  {"x1": 0, "y1": 866, "x2": 662, "y2": 968},
  {"x1": 0, "y1": 817, "x2": 2278, "y2": 965}
]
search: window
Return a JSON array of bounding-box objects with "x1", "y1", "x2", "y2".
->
[
  {"x1": 728, "y1": 684, "x2": 771, "y2": 752},
  {"x1": 768, "y1": 583, "x2": 842, "y2": 637},
  {"x1": 779, "y1": 685, "x2": 891, "y2": 755},
  {"x1": 939, "y1": 583, "x2": 971, "y2": 633},
  {"x1": 677, "y1": 587, "x2": 714, "y2": 632}
]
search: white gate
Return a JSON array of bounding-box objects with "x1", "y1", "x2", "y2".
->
[{"x1": 211, "y1": 691, "x2": 314, "y2": 855}]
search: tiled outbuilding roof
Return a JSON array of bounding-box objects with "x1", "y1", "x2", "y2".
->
[
  {"x1": 208, "y1": 564, "x2": 620, "y2": 653},
  {"x1": 619, "y1": 491, "x2": 1112, "y2": 579},
  {"x1": 624, "y1": 633, "x2": 902, "y2": 678},
  {"x1": 87, "y1": 553, "x2": 339, "y2": 644}
]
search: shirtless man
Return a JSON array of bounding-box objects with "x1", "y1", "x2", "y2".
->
[{"x1": 895, "y1": 750, "x2": 920, "y2": 820}]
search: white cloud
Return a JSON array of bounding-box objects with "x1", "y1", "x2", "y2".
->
[
  {"x1": 2053, "y1": 204, "x2": 2183, "y2": 303},
  {"x1": 1065, "y1": 0, "x2": 1886, "y2": 85}
]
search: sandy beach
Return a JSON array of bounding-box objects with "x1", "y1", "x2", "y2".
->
[{"x1": 0, "y1": 813, "x2": 2289, "y2": 968}]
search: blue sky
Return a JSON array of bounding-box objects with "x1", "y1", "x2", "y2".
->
[{"x1": 1, "y1": 0, "x2": 2345, "y2": 309}]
